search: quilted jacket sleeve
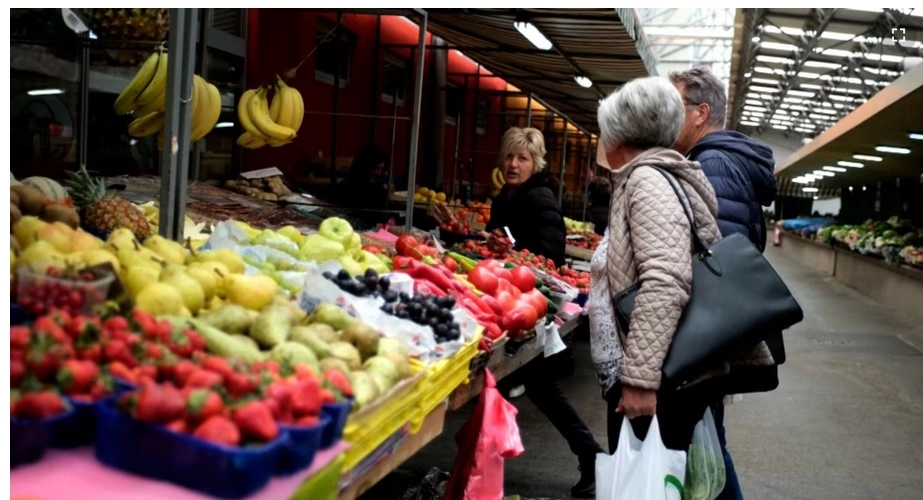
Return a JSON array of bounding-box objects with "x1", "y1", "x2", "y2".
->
[{"x1": 621, "y1": 171, "x2": 694, "y2": 390}]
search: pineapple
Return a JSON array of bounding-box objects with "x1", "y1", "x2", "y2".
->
[{"x1": 64, "y1": 167, "x2": 153, "y2": 241}]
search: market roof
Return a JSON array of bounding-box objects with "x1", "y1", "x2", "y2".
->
[
  {"x1": 727, "y1": 8, "x2": 923, "y2": 138},
  {"x1": 423, "y1": 8, "x2": 656, "y2": 134},
  {"x1": 773, "y1": 61, "x2": 923, "y2": 193}
]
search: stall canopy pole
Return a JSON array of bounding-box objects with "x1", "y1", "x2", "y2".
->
[
  {"x1": 159, "y1": 8, "x2": 199, "y2": 241},
  {"x1": 525, "y1": 92, "x2": 532, "y2": 127},
  {"x1": 582, "y1": 136, "x2": 592, "y2": 222},
  {"x1": 558, "y1": 123, "x2": 568, "y2": 204},
  {"x1": 404, "y1": 9, "x2": 428, "y2": 232}
]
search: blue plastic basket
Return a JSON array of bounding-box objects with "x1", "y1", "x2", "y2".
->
[
  {"x1": 95, "y1": 402, "x2": 287, "y2": 499},
  {"x1": 12, "y1": 407, "x2": 75, "y2": 468},
  {"x1": 11, "y1": 303, "x2": 31, "y2": 325},
  {"x1": 275, "y1": 414, "x2": 331, "y2": 476},
  {"x1": 319, "y1": 399, "x2": 352, "y2": 448},
  {"x1": 51, "y1": 395, "x2": 116, "y2": 449}
]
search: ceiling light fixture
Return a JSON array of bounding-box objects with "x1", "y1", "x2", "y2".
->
[
  {"x1": 802, "y1": 187, "x2": 819, "y2": 192},
  {"x1": 908, "y1": 132, "x2": 923, "y2": 141},
  {"x1": 823, "y1": 166, "x2": 847, "y2": 172},
  {"x1": 214, "y1": 122, "x2": 234, "y2": 129},
  {"x1": 838, "y1": 161, "x2": 864, "y2": 168},
  {"x1": 853, "y1": 154, "x2": 882, "y2": 162},
  {"x1": 514, "y1": 22, "x2": 553, "y2": 50},
  {"x1": 875, "y1": 145, "x2": 911, "y2": 154},
  {"x1": 28, "y1": 88, "x2": 64, "y2": 96},
  {"x1": 813, "y1": 170, "x2": 835, "y2": 177},
  {"x1": 574, "y1": 76, "x2": 593, "y2": 88}
]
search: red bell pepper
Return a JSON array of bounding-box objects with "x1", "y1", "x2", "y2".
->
[
  {"x1": 392, "y1": 255, "x2": 417, "y2": 271},
  {"x1": 414, "y1": 279, "x2": 447, "y2": 297},
  {"x1": 414, "y1": 263, "x2": 465, "y2": 294}
]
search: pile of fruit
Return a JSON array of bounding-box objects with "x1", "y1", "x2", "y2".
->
[
  {"x1": 564, "y1": 216, "x2": 594, "y2": 235},
  {"x1": 451, "y1": 231, "x2": 513, "y2": 260},
  {"x1": 237, "y1": 76, "x2": 305, "y2": 149},
  {"x1": 224, "y1": 175, "x2": 293, "y2": 202},
  {"x1": 135, "y1": 201, "x2": 211, "y2": 248},
  {"x1": 64, "y1": 166, "x2": 153, "y2": 241},
  {"x1": 11, "y1": 177, "x2": 80, "y2": 244},
  {"x1": 817, "y1": 217, "x2": 922, "y2": 266},
  {"x1": 412, "y1": 186, "x2": 447, "y2": 204},
  {"x1": 116, "y1": 47, "x2": 222, "y2": 148},
  {"x1": 460, "y1": 259, "x2": 554, "y2": 339},
  {"x1": 506, "y1": 250, "x2": 589, "y2": 294}
]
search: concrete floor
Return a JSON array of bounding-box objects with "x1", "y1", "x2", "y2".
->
[{"x1": 364, "y1": 246, "x2": 923, "y2": 500}]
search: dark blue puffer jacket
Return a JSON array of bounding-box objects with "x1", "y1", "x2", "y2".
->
[{"x1": 688, "y1": 131, "x2": 778, "y2": 252}]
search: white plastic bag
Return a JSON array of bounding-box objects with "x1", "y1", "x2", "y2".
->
[
  {"x1": 596, "y1": 416, "x2": 687, "y2": 500},
  {"x1": 683, "y1": 408, "x2": 726, "y2": 500}
]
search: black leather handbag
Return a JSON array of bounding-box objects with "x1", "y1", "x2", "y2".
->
[{"x1": 613, "y1": 167, "x2": 803, "y2": 388}]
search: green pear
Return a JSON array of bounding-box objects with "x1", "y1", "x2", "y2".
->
[{"x1": 144, "y1": 235, "x2": 187, "y2": 264}]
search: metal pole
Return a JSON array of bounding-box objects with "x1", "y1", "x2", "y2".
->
[
  {"x1": 525, "y1": 92, "x2": 532, "y2": 128},
  {"x1": 192, "y1": 8, "x2": 212, "y2": 182},
  {"x1": 451, "y1": 110, "x2": 462, "y2": 200},
  {"x1": 582, "y1": 136, "x2": 592, "y2": 222},
  {"x1": 558, "y1": 123, "x2": 568, "y2": 204},
  {"x1": 330, "y1": 13, "x2": 343, "y2": 186},
  {"x1": 388, "y1": 88, "x2": 398, "y2": 194},
  {"x1": 78, "y1": 32, "x2": 90, "y2": 168},
  {"x1": 404, "y1": 10, "x2": 428, "y2": 232},
  {"x1": 160, "y1": 8, "x2": 199, "y2": 241}
]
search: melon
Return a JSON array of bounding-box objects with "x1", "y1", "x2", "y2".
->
[
  {"x1": 11, "y1": 172, "x2": 21, "y2": 186},
  {"x1": 22, "y1": 177, "x2": 71, "y2": 204}
]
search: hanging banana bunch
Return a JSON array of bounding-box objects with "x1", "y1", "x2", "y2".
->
[
  {"x1": 491, "y1": 167, "x2": 506, "y2": 197},
  {"x1": 236, "y1": 75, "x2": 305, "y2": 150}
]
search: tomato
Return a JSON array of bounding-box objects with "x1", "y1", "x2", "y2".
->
[
  {"x1": 496, "y1": 291, "x2": 517, "y2": 313},
  {"x1": 515, "y1": 300, "x2": 539, "y2": 330},
  {"x1": 492, "y1": 266, "x2": 513, "y2": 283},
  {"x1": 523, "y1": 289, "x2": 548, "y2": 317},
  {"x1": 496, "y1": 279, "x2": 521, "y2": 300},
  {"x1": 395, "y1": 235, "x2": 419, "y2": 256},
  {"x1": 509, "y1": 266, "x2": 536, "y2": 293},
  {"x1": 501, "y1": 309, "x2": 528, "y2": 336},
  {"x1": 468, "y1": 267, "x2": 499, "y2": 295}
]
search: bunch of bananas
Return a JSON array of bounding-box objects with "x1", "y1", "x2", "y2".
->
[
  {"x1": 116, "y1": 47, "x2": 222, "y2": 148},
  {"x1": 236, "y1": 75, "x2": 304, "y2": 149},
  {"x1": 491, "y1": 167, "x2": 506, "y2": 197}
]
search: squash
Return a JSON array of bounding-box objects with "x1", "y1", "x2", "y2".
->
[{"x1": 22, "y1": 176, "x2": 69, "y2": 202}]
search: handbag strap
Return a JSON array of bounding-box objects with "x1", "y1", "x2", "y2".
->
[{"x1": 646, "y1": 166, "x2": 710, "y2": 255}]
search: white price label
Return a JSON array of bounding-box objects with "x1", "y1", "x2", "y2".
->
[{"x1": 61, "y1": 9, "x2": 89, "y2": 34}]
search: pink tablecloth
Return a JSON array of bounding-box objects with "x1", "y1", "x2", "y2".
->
[
  {"x1": 363, "y1": 229, "x2": 398, "y2": 244},
  {"x1": 10, "y1": 442, "x2": 348, "y2": 500}
]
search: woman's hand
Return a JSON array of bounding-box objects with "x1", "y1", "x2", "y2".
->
[{"x1": 615, "y1": 385, "x2": 657, "y2": 418}]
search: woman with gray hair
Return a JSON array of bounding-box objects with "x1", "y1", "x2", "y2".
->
[{"x1": 589, "y1": 76, "x2": 774, "y2": 454}]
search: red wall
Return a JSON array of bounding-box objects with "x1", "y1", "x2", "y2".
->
[{"x1": 245, "y1": 11, "x2": 509, "y2": 194}]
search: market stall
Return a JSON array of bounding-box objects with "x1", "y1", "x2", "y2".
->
[{"x1": 8, "y1": 8, "x2": 636, "y2": 500}]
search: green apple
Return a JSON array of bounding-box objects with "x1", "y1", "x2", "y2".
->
[
  {"x1": 348, "y1": 232, "x2": 362, "y2": 251},
  {"x1": 278, "y1": 225, "x2": 306, "y2": 246},
  {"x1": 300, "y1": 234, "x2": 345, "y2": 263},
  {"x1": 318, "y1": 217, "x2": 355, "y2": 246},
  {"x1": 338, "y1": 255, "x2": 363, "y2": 277},
  {"x1": 355, "y1": 250, "x2": 390, "y2": 275}
]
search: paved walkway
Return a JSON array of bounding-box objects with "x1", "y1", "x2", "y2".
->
[{"x1": 365, "y1": 246, "x2": 923, "y2": 500}]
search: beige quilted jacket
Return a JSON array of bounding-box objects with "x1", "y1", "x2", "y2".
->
[{"x1": 602, "y1": 147, "x2": 774, "y2": 391}]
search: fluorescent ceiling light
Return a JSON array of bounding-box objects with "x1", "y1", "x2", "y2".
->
[
  {"x1": 574, "y1": 76, "x2": 593, "y2": 88},
  {"x1": 514, "y1": 22, "x2": 553, "y2": 50},
  {"x1": 214, "y1": 122, "x2": 234, "y2": 129},
  {"x1": 761, "y1": 42, "x2": 798, "y2": 52},
  {"x1": 802, "y1": 187, "x2": 820, "y2": 192},
  {"x1": 875, "y1": 146, "x2": 911, "y2": 154},
  {"x1": 28, "y1": 88, "x2": 64, "y2": 96},
  {"x1": 813, "y1": 170, "x2": 835, "y2": 177},
  {"x1": 853, "y1": 154, "x2": 881, "y2": 162},
  {"x1": 838, "y1": 161, "x2": 864, "y2": 168},
  {"x1": 792, "y1": 178, "x2": 811, "y2": 184},
  {"x1": 772, "y1": 124, "x2": 788, "y2": 130},
  {"x1": 752, "y1": 36, "x2": 760, "y2": 42},
  {"x1": 756, "y1": 55, "x2": 794, "y2": 65},
  {"x1": 908, "y1": 132, "x2": 923, "y2": 141},
  {"x1": 789, "y1": 90, "x2": 815, "y2": 98},
  {"x1": 740, "y1": 121, "x2": 760, "y2": 126},
  {"x1": 750, "y1": 85, "x2": 779, "y2": 93},
  {"x1": 751, "y1": 77, "x2": 779, "y2": 85},
  {"x1": 804, "y1": 61, "x2": 841, "y2": 69},
  {"x1": 823, "y1": 166, "x2": 847, "y2": 172}
]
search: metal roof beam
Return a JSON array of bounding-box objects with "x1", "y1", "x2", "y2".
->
[{"x1": 756, "y1": 8, "x2": 839, "y2": 135}]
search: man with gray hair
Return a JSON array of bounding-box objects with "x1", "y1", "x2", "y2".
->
[{"x1": 670, "y1": 66, "x2": 779, "y2": 500}]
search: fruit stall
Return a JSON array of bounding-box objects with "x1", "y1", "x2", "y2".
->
[{"x1": 10, "y1": 8, "x2": 600, "y2": 499}]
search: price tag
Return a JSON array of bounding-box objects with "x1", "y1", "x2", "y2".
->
[
  {"x1": 61, "y1": 9, "x2": 90, "y2": 34},
  {"x1": 429, "y1": 231, "x2": 446, "y2": 254},
  {"x1": 503, "y1": 226, "x2": 516, "y2": 246}
]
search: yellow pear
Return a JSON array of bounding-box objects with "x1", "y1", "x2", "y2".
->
[
  {"x1": 71, "y1": 230, "x2": 104, "y2": 252},
  {"x1": 124, "y1": 265, "x2": 162, "y2": 299},
  {"x1": 17, "y1": 240, "x2": 66, "y2": 274},
  {"x1": 36, "y1": 222, "x2": 74, "y2": 254},
  {"x1": 191, "y1": 248, "x2": 245, "y2": 274},
  {"x1": 190, "y1": 261, "x2": 230, "y2": 297},
  {"x1": 13, "y1": 216, "x2": 48, "y2": 248},
  {"x1": 107, "y1": 228, "x2": 139, "y2": 252},
  {"x1": 162, "y1": 271, "x2": 205, "y2": 314},
  {"x1": 81, "y1": 248, "x2": 120, "y2": 271},
  {"x1": 225, "y1": 273, "x2": 278, "y2": 311},
  {"x1": 159, "y1": 263, "x2": 188, "y2": 281},
  {"x1": 134, "y1": 282, "x2": 185, "y2": 316},
  {"x1": 144, "y1": 235, "x2": 187, "y2": 265},
  {"x1": 187, "y1": 265, "x2": 219, "y2": 301},
  {"x1": 278, "y1": 226, "x2": 306, "y2": 246}
]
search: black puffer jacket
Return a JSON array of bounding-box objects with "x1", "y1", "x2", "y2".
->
[{"x1": 486, "y1": 172, "x2": 566, "y2": 267}]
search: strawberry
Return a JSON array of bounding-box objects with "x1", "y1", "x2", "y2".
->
[
  {"x1": 15, "y1": 390, "x2": 69, "y2": 419},
  {"x1": 294, "y1": 415, "x2": 320, "y2": 427},
  {"x1": 202, "y1": 356, "x2": 234, "y2": 378},
  {"x1": 87, "y1": 376, "x2": 114, "y2": 401},
  {"x1": 121, "y1": 384, "x2": 185, "y2": 423},
  {"x1": 186, "y1": 389, "x2": 224, "y2": 423},
  {"x1": 293, "y1": 363, "x2": 316, "y2": 380},
  {"x1": 25, "y1": 339, "x2": 73, "y2": 382},
  {"x1": 33, "y1": 317, "x2": 70, "y2": 344},
  {"x1": 172, "y1": 360, "x2": 198, "y2": 386},
  {"x1": 252, "y1": 360, "x2": 280, "y2": 375},
  {"x1": 57, "y1": 359, "x2": 100, "y2": 395},
  {"x1": 320, "y1": 389, "x2": 336, "y2": 404},
  {"x1": 68, "y1": 315, "x2": 101, "y2": 344},
  {"x1": 323, "y1": 369, "x2": 354, "y2": 398},
  {"x1": 233, "y1": 400, "x2": 279, "y2": 442},
  {"x1": 129, "y1": 309, "x2": 157, "y2": 336},
  {"x1": 224, "y1": 372, "x2": 257, "y2": 398},
  {"x1": 11, "y1": 358, "x2": 26, "y2": 388},
  {"x1": 193, "y1": 415, "x2": 240, "y2": 446},
  {"x1": 165, "y1": 419, "x2": 188, "y2": 434},
  {"x1": 107, "y1": 361, "x2": 136, "y2": 384},
  {"x1": 290, "y1": 378, "x2": 322, "y2": 417},
  {"x1": 47, "y1": 309, "x2": 73, "y2": 328},
  {"x1": 103, "y1": 315, "x2": 130, "y2": 333},
  {"x1": 77, "y1": 344, "x2": 102, "y2": 363},
  {"x1": 266, "y1": 382, "x2": 293, "y2": 423},
  {"x1": 167, "y1": 333, "x2": 193, "y2": 358},
  {"x1": 185, "y1": 329, "x2": 206, "y2": 352},
  {"x1": 154, "y1": 320, "x2": 173, "y2": 341},
  {"x1": 103, "y1": 339, "x2": 136, "y2": 367},
  {"x1": 10, "y1": 326, "x2": 31, "y2": 350},
  {"x1": 185, "y1": 369, "x2": 223, "y2": 389},
  {"x1": 144, "y1": 342, "x2": 165, "y2": 360}
]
